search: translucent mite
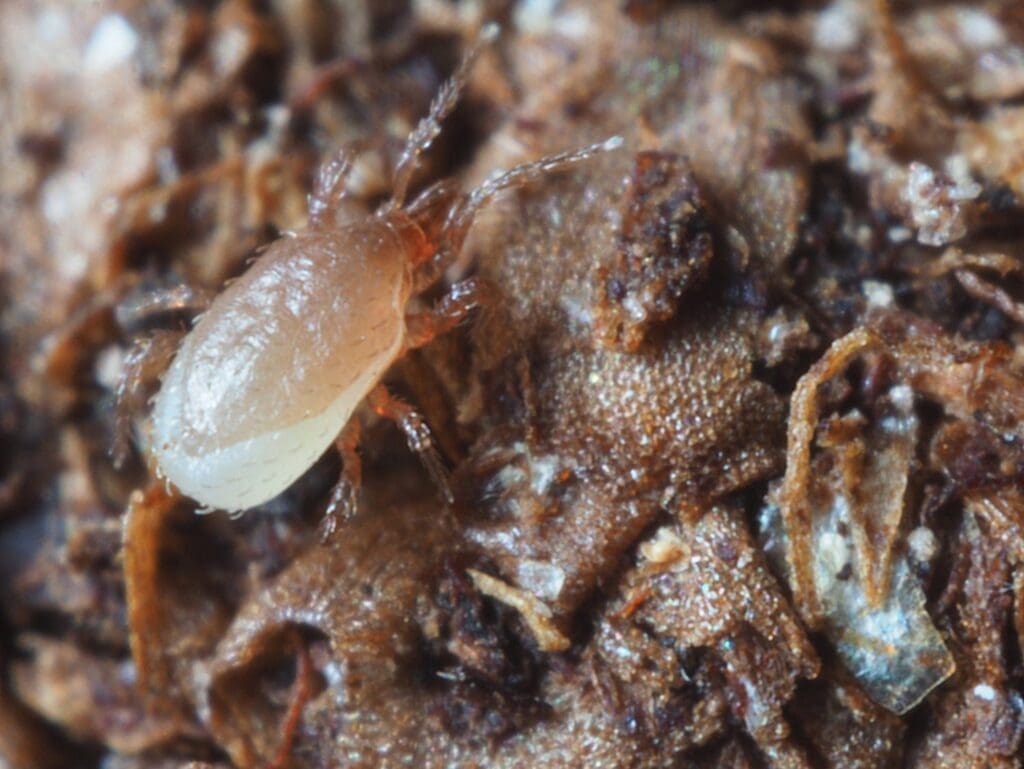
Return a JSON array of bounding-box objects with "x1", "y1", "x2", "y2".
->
[{"x1": 117, "y1": 25, "x2": 621, "y2": 529}]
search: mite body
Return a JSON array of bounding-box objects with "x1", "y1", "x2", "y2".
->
[
  {"x1": 120, "y1": 26, "x2": 620, "y2": 525},
  {"x1": 151, "y1": 224, "x2": 418, "y2": 510}
]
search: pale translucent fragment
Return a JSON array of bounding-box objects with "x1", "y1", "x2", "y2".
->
[
  {"x1": 763, "y1": 386, "x2": 955, "y2": 713},
  {"x1": 761, "y1": 500, "x2": 954, "y2": 713}
]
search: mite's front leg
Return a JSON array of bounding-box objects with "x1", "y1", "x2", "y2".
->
[
  {"x1": 322, "y1": 418, "x2": 362, "y2": 541},
  {"x1": 307, "y1": 143, "x2": 368, "y2": 228},
  {"x1": 366, "y1": 384, "x2": 453, "y2": 503},
  {"x1": 113, "y1": 330, "x2": 185, "y2": 468},
  {"x1": 404, "y1": 276, "x2": 498, "y2": 349}
]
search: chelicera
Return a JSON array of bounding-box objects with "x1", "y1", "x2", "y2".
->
[{"x1": 114, "y1": 25, "x2": 620, "y2": 534}]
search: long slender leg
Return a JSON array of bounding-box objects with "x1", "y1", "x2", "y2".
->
[
  {"x1": 115, "y1": 284, "x2": 215, "y2": 332},
  {"x1": 441, "y1": 136, "x2": 623, "y2": 255},
  {"x1": 406, "y1": 177, "x2": 462, "y2": 220},
  {"x1": 308, "y1": 144, "x2": 360, "y2": 228},
  {"x1": 406, "y1": 179, "x2": 464, "y2": 290},
  {"x1": 113, "y1": 331, "x2": 184, "y2": 468},
  {"x1": 404, "y1": 277, "x2": 497, "y2": 349},
  {"x1": 322, "y1": 418, "x2": 362, "y2": 540},
  {"x1": 366, "y1": 384, "x2": 453, "y2": 503},
  {"x1": 388, "y1": 23, "x2": 499, "y2": 209}
]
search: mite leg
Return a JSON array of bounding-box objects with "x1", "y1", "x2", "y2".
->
[
  {"x1": 406, "y1": 177, "x2": 462, "y2": 251},
  {"x1": 405, "y1": 177, "x2": 462, "y2": 222},
  {"x1": 113, "y1": 331, "x2": 184, "y2": 468},
  {"x1": 388, "y1": 23, "x2": 499, "y2": 208},
  {"x1": 366, "y1": 384, "x2": 453, "y2": 503},
  {"x1": 406, "y1": 178, "x2": 464, "y2": 290},
  {"x1": 308, "y1": 144, "x2": 362, "y2": 228},
  {"x1": 115, "y1": 284, "x2": 214, "y2": 332},
  {"x1": 322, "y1": 418, "x2": 362, "y2": 540},
  {"x1": 440, "y1": 136, "x2": 624, "y2": 257},
  {"x1": 404, "y1": 276, "x2": 498, "y2": 349}
]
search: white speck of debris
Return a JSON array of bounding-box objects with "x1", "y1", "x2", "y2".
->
[
  {"x1": 213, "y1": 25, "x2": 249, "y2": 76},
  {"x1": 494, "y1": 463, "x2": 525, "y2": 495},
  {"x1": 847, "y1": 135, "x2": 873, "y2": 175},
  {"x1": 517, "y1": 559, "x2": 566, "y2": 602},
  {"x1": 84, "y1": 15, "x2": 138, "y2": 75},
  {"x1": 906, "y1": 161, "x2": 938, "y2": 189},
  {"x1": 955, "y1": 9, "x2": 1005, "y2": 50},
  {"x1": 553, "y1": 8, "x2": 593, "y2": 40},
  {"x1": 973, "y1": 683, "x2": 997, "y2": 702},
  {"x1": 623, "y1": 295, "x2": 646, "y2": 322},
  {"x1": 887, "y1": 226, "x2": 912, "y2": 243},
  {"x1": 640, "y1": 527, "x2": 688, "y2": 565},
  {"x1": 41, "y1": 175, "x2": 75, "y2": 225},
  {"x1": 264, "y1": 104, "x2": 291, "y2": 135},
  {"x1": 944, "y1": 154, "x2": 982, "y2": 200},
  {"x1": 321, "y1": 660, "x2": 346, "y2": 693},
  {"x1": 528, "y1": 454, "x2": 560, "y2": 495},
  {"x1": 907, "y1": 526, "x2": 939, "y2": 565},
  {"x1": 95, "y1": 345, "x2": 125, "y2": 390},
  {"x1": 889, "y1": 384, "x2": 915, "y2": 412},
  {"x1": 560, "y1": 292, "x2": 592, "y2": 327},
  {"x1": 903, "y1": 162, "x2": 974, "y2": 247},
  {"x1": 814, "y1": 0, "x2": 862, "y2": 52},
  {"x1": 514, "y1": 0, "x2": 560, "y2": 34},
  {"x1": 818, "y1": 530, "x2": 850, "y2": 581},
  {"x1": 862, "y1": 280, "x2": 894, "y2": 309}
]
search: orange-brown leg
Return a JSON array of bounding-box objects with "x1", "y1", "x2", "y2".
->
[
  {"x1": 113, "y1": 330, "x2": 184, "y2": 468},
  {"x1": 366, "y1": 384, "x2": 452, "y2": 503},
  {"x1": 404, "y1": 276, "x2": 498, "y2": 349},
  {"x1": 116, "y1": 284, "x2": 214, "y2": 331},
  {"x1": 322, "y1": 418, "x2": 362, "y2": 540}
]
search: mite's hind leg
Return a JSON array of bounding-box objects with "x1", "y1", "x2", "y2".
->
[
  {"x1": 113, "y1": 330, "x2": 184, "y2": 468},
  {"x1": 116, "y1": 284, "x2": 214, "y2": 331},
  {"x1": 366, "y1": 384, "x2": 453, "y2": 503},
  {"x1": 404, "y1": 276, "x2": 498, "y2": 349},
  {"x1": 322, "y1": 418, "x2": 362, "y2": 541}
]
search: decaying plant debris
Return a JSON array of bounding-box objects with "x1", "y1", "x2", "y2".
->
[{"x1": 4, "y1": 0, "x2": 1024, "y2": 767}]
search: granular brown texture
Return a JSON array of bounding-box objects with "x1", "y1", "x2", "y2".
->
[{"x1": 4, "y1": 1, "x2": 1024, "y2": 768}]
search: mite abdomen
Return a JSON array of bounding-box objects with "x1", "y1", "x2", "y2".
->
[{"x1": 150, "y1": 223, "x2": 411, "y2": 509}]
